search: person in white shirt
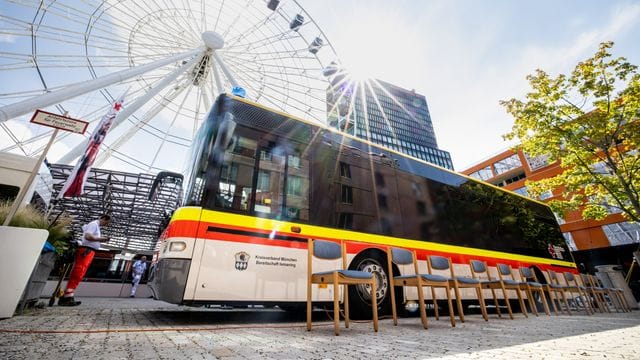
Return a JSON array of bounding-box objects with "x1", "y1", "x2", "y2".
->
[
  {"x1": 58, "y1": 214, "x2": 111, "y2": 306},
  {"x1": 130, "y1": 256, "x2": 148, "y2": 297}
]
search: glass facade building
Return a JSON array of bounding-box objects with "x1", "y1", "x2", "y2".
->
[{"x1": 327, "y1": 78, "x2": 454, "y2": 169}]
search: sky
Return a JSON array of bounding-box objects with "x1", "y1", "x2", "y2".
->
[{"x1": 301, "y1": 0, "x2": 640, "y2": 170}]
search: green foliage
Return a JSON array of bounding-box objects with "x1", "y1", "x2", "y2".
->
[
  {"x1": 0, "y1": 201, "x2": 72, "y2": 255},
  {"x1": 502, "y1": 42, "x2": 640, "y2": 222}
]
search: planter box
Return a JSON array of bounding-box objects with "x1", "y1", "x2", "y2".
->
[{"x1": 0, "y1": 226, "x2": 49, "y2": 319}]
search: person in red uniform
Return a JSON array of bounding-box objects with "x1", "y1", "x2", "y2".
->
[{"x1": 58, "y1": 214, "x2": 111, "y2": 306}]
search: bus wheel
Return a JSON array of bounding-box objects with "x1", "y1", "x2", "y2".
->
[{"x1": 348, "y1": 250, "x2": 392, "y2": 319}]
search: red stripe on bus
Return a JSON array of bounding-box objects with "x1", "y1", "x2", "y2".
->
[{"x1": 163, "y1": 218, "x2": 575, "y2": 273}]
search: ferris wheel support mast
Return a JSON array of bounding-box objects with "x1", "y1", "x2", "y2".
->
[
  {"x1": 0, "y1": 48, "x2": 204, "y2": 123},
  {"x1": 58, "y1": 51, "x2": 206, "y2": 164}
]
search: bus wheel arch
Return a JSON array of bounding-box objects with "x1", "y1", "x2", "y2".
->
[{"x1": 347, "y1": 248, "x2": 400, "y2": 319}]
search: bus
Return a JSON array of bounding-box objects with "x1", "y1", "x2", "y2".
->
[{"x1": 149, "y1": 94, "x2": 575, "y2": 317}]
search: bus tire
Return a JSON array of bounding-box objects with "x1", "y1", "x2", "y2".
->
[{"x1": 347, "y1": 250, "x2": 398, "y2": 320}]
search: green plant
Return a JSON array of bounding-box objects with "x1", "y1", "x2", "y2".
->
[{"x1": 0, "y1": 201, "x2": 72, "y2": 255}]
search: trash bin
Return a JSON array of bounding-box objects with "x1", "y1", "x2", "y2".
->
[{"x1": 595, "y1": 265, "x2": 638, "y2": 310}]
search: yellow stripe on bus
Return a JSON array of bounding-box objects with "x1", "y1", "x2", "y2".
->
[{"x1": 171, "y1": 207, "x2": 575, "y2": 268}]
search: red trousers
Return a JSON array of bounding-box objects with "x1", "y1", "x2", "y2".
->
[{"x1": 64, "y1": 247, "x2": 95, "y2": 295}]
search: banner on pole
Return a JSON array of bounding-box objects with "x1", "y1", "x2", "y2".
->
[{"x1": 58, "y1": 93, "x2": 126, "y2": 198}]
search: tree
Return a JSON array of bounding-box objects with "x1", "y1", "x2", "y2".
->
[{"x1": 502, "y1": 42, "x2": 640, "y2": 223}]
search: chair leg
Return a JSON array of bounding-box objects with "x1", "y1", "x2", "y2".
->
[
  {"x1": 390, "y1": 284, "x2": 398, "y2": 326},
  {"x1": 525, "y1": 288, "x2": 538, "y2": 316},
  {"x1": 452, "y1": 282, "x2": 465, "y2": 323},
  {"x1": 371, "y1": 280, "x2": 379, "y2": 332},
  {"x1": 417, "y1": 284, "x2": 428, "y2": 329},
  {"x1": 559, "y1": 290, "x2": 572, "y2": 315},
  {"x1": 445, "y1": 284, "x2": 456, "y2": 327},
  {"x1": 514, "y1": 288, "x2": 528, "y2": 318},
  {"x1": 500, "y1": 285, "x2": 515, "y2": 320},
  {"x1": 431, "y1": 287, "x2": 440, "y2": 320},
  {"x1": 546, "y1": 289, "x2": 559, "y2": 315},
  {"x1": 538, "y1": 289, "x2": 551, "y2": 316},
  {"x1": 333, "y1": 277, "x2": 340, "y2": 335},
  {"x1": 306, "y1": 279, "x2": 312, "y2": 331},
  {"x1": 489, "y1": 288, "x2": 502, "y2": 318},
  {"x1": 476, "y1": 287, "x2": 489, "y2": 321},
  {"x1": 344, "y1": 284, "x2": 350, "y2": 328}
]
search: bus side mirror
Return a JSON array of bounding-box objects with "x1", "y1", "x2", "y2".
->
[{"x1": 149, "y1": 171, "x2": 184, "y2": 201}]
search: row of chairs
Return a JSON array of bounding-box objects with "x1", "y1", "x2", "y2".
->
[{"x1": 306, "y1": 239, "x2": 632, "y2": 335}]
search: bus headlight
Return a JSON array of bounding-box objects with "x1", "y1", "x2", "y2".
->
[{"x1": 169, "y1": 241, "x2": 187, "y2": 252}]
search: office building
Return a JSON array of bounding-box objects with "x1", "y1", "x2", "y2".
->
[{"x1": 327, "y1": 77, "x2": 453, "y2": 169}]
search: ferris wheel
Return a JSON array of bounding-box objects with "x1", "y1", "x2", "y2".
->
[{"x1": 0, "y1": 0, "x2": 338, "y2": 173}]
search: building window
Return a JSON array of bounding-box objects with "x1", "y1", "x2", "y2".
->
[
  {"x1": 563, "y1": 232, "x2": 577, "y2": 251},
  {"x1": 374, "y1": 172, "x2": 385, "y2": 186},
  {"x1": 512, "y1": 187, "x2": 528, "y2": 197},
  {"x1": 539, "y1": 190, "x2": 553, "y2": 200},
  {"x1": 286, "y1": 175, "x2": 304, "y2": 196},
  {"x1": 602, "y1": 222, "x2": 640, "y2": 246},
  {"x1": 493, "y1": 154, "x2": 522, "y2": 175},
  {"x1": 378, "y1": 194, "x2": 388, "y2": 209},
  {"x1": 469, "y1": 166, "x2": 493, "y2": 181},
  {"x1": 340, "y1": 162, "x2": 351, "y2": 178},
  {"x1": 338, "y1": 213, "x2": 353, "y2": 229},
  {"x1": 341, "y1": 185, "x2": 353, "y2": 204},
  {"x1": 524, "y1": 153, "x2": 550, "y2": 171}
]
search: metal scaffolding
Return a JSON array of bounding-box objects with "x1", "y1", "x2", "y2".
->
[{"x1": 49, "y1": 164, "x2": 182, "y2": 253}]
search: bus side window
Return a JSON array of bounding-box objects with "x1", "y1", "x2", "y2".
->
[
  {"x1": 215, "y1": 135, "x2": 257, "y2": 212},
  {"x1": 284, "y1": 149, "x2": 309, "y2": 221}
]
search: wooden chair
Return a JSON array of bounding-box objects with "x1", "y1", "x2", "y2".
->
[
  {"x1": 587, "y1": 273, "x2": 631, "y2": 312},
  {"x1": 543, "y1": 270, "x2": 572, "y2": 315},
  {"x1": 547, "y1": 270, "x2": 591, "y2": 315},
  {"x1": 495, "y1": 263, "x2": 529, "y2": 318},
  {"x1": 386, "y1": 247, "x2": 456, "y2": 328},
  {"x1": 428, "y1": 255, "x2": 488, "y2": 323},
  {"x1": 386, "y1": 247, "x2": 428, "y2": 329},
  {"x1": 561, "y1": 272, "x2": 594, "y2": 315},
  {"x1": 518, "y1": 266, "x2": 551, "y2": 316},
  {"x1": 578, "y1": 273, "x2": 610, "y2": 313},
  {"x1": 306, "y1": 239, "x2": 378, "y2": 335},
  {"x1": 469, "y1": 260, "x2": 526, "y2": 319}
]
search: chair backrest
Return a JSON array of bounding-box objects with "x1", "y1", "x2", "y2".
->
[
  {"x1": 391, "y1": 247, "x2": 413, "y2": 265},
  {"x1": 428, "y1": 255, "x2": 454, "y2": 278},
  {"x1": 496, "y1": 263, "x2": 517, "y2": 281},
  {"x1": 563, "y1": 272, "x2": 579, "y2": 287},
  {"x1": 519, "y1": 266, "x2": 537, "y2": 282},
  {"x1": 469, "y1": 259, "x2": 491, "y2": 280},
  {"x1": 313, "y1": 240, "x2": 341, "y2": 260},
  {"x1": 579, "y1": 273, "x2": 591, "y2": 287},
  {"x1": 308, "y1": 239, "x2": 346, "y2": 276},
  {"x1": 387, "y1": 247, "x2": 420, "y2": 282},
  {"x1": 547, "y1": 270, "x2": 562, "y2": 285}
]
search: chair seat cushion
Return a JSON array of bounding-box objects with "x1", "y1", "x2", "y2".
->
[
  {"x1": 455, "y1": 276, "x2": 480, "y2": 284},
  {"x1": 420, "y1": 274, "x2": 449, "y2": 282},
  {"x1": 525, "y1": 281, "x2": 543, "y2": 287},
  {"x1": 314, "y1": 270, "x2": 372, "y2": 279},
  {"x1": 502, "y1": 279, "x2": 523, "y2": 286}
]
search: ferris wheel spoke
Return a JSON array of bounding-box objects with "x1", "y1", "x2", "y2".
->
[
  {"x1": 0, "y1": 48, "x2": 203, "y2": 123},
  {"x1": 59, "y1": 52, "x2": 203, "y2": 164},
  {"x1": 95, "y1": 78, "x2": 192, "y2": 168}
]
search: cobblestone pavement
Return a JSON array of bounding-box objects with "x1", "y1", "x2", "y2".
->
[{"x1": 0, "y1": 298, "x2": 638, "y2": 359}]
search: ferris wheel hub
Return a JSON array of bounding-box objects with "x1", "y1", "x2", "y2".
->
[{"x1": 202, "y1": 31, "x2": 225, "y2": 50}]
